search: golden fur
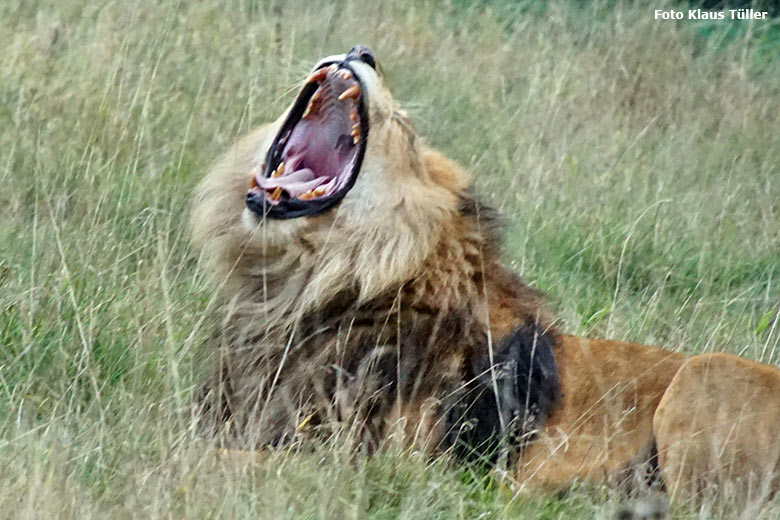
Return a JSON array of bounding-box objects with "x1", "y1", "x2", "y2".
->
[
  {"x1": 516, "y1": 336, "x2": 685, "y2": 490},
  {"x1": 190, "y1": 50, "x2": 780, "y2": 504},
  {"x1": 654, "y1": 353, "x2": 780, "y2": 504}
]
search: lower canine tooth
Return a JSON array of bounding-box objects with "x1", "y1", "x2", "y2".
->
[
  {"x1": 272, "y1": 162, "x2": 285, "y2": 177},
  {"x1": 303, "y1": 96, "x2": 319, "y2": 119}
]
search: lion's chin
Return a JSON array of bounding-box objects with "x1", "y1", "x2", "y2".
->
[
  {"x1": 241, "y1": 208, "x2": 306, "y2": 244},
  {"x1": 246, "y1": 59, "x2": 369, "y2": 220}
]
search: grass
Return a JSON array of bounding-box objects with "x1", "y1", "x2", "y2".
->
[{"x1": 1, "y1": 0, "x2": 778, "y2": 518}]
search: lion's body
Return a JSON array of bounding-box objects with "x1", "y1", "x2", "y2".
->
[
  {"x1": 191, "y1": 50, "x2": 780, "y2": 505},
  {"x1": 517, "y1": 336, "x2": 684, "y2": 489},
  {"x1": 654, "y1": 353, "x2": 780, "y2": 504}
]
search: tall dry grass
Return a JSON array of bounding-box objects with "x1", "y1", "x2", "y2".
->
[{"x1": 1, "y1": 0, "x2": 778, "y2": 518}]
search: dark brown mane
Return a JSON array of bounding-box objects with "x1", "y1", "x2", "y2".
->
[{"x1": 198, "y1": 190, "x2": 560, "y2": 463}]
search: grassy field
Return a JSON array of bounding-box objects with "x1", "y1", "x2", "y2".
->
[{"x1": 1, "y1": 0, "x2": 779, "y2": 518}]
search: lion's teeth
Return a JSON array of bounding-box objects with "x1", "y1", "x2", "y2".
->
[
  {"x1": 249, "y1": 175, "x2": 258, "y2": 188},
  {"x1": 328, "y1": 64, "x2": 338, "y2": 73},
  {"x1": 313, "y1": 187, "x2": 326, "y2": 197},
  {"x1": 271, "y1": 187, "x2": 282, "y2": 200},
  {"x1": 303, "y1": 94, "x2": 320, "y2": 119},
  {"x1": 350, "y1": 109, "x2": 358, "y2": 122},
  {"x1": 338, "y1": 85, "x2": 360, "y2": 101},
  {"x1": 298, "y1": 190, "x2": 314, "y2": 200},
  {"x1": 353, "y1": 135, "x2": 360, "y2": 145},
  {"x1": 272, "y1": 162, "x2": 285, "y2": 178},
  {"x1": 339, "y1": 70, "x2": 352, "y2": 81},
  {"x1": 351, "y1": 123, "x2": 360, "y2": 137},
  {"x1": 306, "y1": 68, "x2": 327, "y2": 84}
]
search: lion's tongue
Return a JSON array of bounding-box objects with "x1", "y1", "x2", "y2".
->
[
  {"x1": 289, "y1": 117, "x2": 345, "y2": 174},
  {"x1": 257, "y1": 168, "x2": 324, "y2": 197},
  {"x1": 257, "y1": 116, "x2": 349, "y2": 197}
]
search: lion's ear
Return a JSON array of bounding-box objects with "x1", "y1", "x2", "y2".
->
[{"x1": 420, "y1": 148, "x2": 470, "y2": 194}]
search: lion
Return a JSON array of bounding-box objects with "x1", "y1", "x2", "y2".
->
[{"x1": 190, "y1": 46, "x2": 780, "y2": 505}]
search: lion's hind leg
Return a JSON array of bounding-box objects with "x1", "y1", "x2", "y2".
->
[{"x1": 653, "y1": 353, "x2": 780, "y2": 506}]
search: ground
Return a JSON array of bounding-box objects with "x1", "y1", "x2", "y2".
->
[{"x1": 1, "y1": 0, "x2": 778, "y2": 518}]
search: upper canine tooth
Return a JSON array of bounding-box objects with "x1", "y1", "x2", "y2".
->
[
  {"x1": 306, "y1": 68, "x2": 327, "y2": 84},
  {"x1": 338, "y1": 85, "x2": 360, "y2": 101}
]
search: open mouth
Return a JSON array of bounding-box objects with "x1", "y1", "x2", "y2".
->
[{"x1": 246, "y1": 61, "x2": 369, "y2": 219}]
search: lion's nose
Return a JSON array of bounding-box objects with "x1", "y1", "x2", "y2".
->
[{"x1": 347, "y1": 45, "x2": 376, "y2": 70}]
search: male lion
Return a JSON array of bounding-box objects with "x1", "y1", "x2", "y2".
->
[{"x1": 191, "y1": 46, "x2": 780, "y2": 504}]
